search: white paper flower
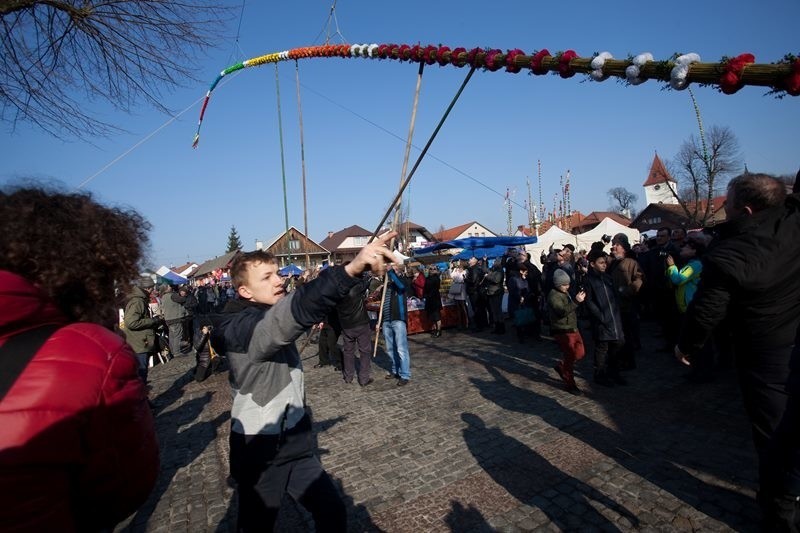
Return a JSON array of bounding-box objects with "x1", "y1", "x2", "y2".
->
[
  {"x1": 670, "y1": 53, "x2": 701, "y2": 90},
  {"x1": 590, "y1": 51, "x2": 613, "y2": 81},
  {"x1": 625, "y1": 52, "x2": 653, "y2": 85}
]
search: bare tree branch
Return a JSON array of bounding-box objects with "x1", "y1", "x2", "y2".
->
[
  {"x1": 1, "y1": 0, "x2": 232, "y2": 139},
  {"x1": 607, "y1": 187, "x2": 637, "y2": 217},
  {"x1": 667, "y1": 125, "x2": 742, "y2": 226}
]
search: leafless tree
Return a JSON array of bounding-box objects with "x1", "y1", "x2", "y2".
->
[
  {"x1": 1, "y1": 0, "x2": 231, "y2": 139},
  {"x1": 607, "y1": 187, "x2": 637, "y2": 218},
  {"x1": 667, "y1": 125, "x2": 742, "y2": 226}
]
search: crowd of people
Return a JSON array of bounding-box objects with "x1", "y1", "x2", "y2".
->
[{"x1": 1, "y1": 171, "x2": 798, "y2": 531}]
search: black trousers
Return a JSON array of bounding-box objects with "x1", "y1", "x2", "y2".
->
[
  {"x1": 593, "y1": 339, "x2": 623, "y2": 376},
  {"x1": 737, "y1": 344, "x2": 800, "y2": 531},
  {"x1": 317, "y1": 325, "x2": 341, "y2": 367},
  {"x1": 230, "y1": 424, "x2": 346, "y2": 533}
]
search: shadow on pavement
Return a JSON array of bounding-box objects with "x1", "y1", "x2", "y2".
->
[
  {"x1": 468, "y1": 363, "x2": 758, "y2": 530},
  {"x1": 121, "y1": 392, "x2": 229, "y2": 532},
  {"x1": 462, "y1": 412, "x2": 638, "y2": 531}
]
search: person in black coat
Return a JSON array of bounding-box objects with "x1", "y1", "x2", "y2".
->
[
  {"x1": 423, "y1": 266, "x2": 442, "y2": 337},
  {"x1": 677, "y1": 173, "x2": 800, "y2": 530},
  {"x1": 582, "y1": 249, "x2": 626, "y2": 387}
]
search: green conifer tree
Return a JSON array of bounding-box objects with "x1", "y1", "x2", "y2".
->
[{"x1": 226, "y1": 225, "x2": 243, "y2": 252}]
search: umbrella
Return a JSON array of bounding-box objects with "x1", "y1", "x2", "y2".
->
[{"x1": 278, "y1": 264, "x2": 304, "y2": 276}]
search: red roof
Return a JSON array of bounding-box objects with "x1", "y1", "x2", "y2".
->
[
  {"x1": 433, "y1": 221, "x2": 476, "y2": 242},
  {"x1": 572, "y1": 211, "x2": 631, "y2": 231},
  {"x1": 643, "y1": 153, "x2": 676, "y2": 187},
  {"x1": 537, "y1": 211, "x2": 586, "y2": 233}
]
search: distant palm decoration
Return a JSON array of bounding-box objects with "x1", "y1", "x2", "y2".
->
[{"x1": 226, "y1": 225, "x2": 243, "y2": 253}]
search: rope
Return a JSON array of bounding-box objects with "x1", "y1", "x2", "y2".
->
[{"x1": 373, "y1": 61, "x2": 425, "y2": 359}]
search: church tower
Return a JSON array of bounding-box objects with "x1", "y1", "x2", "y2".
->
[{"x1": 643, "y1": 153, "x2": 678, "y2": 205}]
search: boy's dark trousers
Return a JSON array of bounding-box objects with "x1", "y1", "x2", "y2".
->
[
  {"x1": 230, "y1": 417, "x2": 346, "y2": 533},
  {"x1": 593, "y1": 339, "x2": 623, "y2": 380}
]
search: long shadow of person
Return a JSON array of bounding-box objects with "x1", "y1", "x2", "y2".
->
[
  {"x1": 470, "y1": 365, "x2": 759, "y2": 530},
  {"x1": 151, "y1": 367, "x2": 194, "y2": 416},
  {"x1": 462, "y1": 412, "x2": 637, "y2": 530},
  {"x1": 443, "y1": 500, "x2": 493, "y2": 533},
  {"x1": 122, "y1": 392, "x2": 229, "y2": 532}
]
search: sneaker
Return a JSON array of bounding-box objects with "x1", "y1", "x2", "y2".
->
[
  {"x1": 565, "y1": 383, "x2": 582, "y2": 395},
  {"x1": 359, "y1": 378, "x2": 374, "y2": 387},
  {"x1": 385, "y1": 372, "x2": 398, "y2": 380},
  {"x1": 397, "y1": 378, "x2": 409, "y2": 386}
]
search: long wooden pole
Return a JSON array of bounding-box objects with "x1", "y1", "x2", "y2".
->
[
  {"x1": 368, "y1": 66, "x2": 476, "y2": 242},
  {"x1": 373, "y1": 62, "x2": 425, "y2": 358},
  {"x1": 295, "y1": 61, "x2": 311, "y2": 270}
]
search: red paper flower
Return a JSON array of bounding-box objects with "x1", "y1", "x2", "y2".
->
[
  {"x1": 466, "y1": 47, "x2": 483, "y2": 68},
  {"x1": 719, "y1": 53, "x2": 755, "y2": 94},
  {"x1": 421, "y1": 45, "x2": 437, "y2": 65},
  {"x1": 436, "y1": 46, "x2": 451, "y2": 66},
  {"x1": 558, "y1": 50, "x2": 579, "y2": 78},
  {"x1": 505, "y1": 49, "x2": 525, "y2": 73},
  {"x1": 484, "y1": 49, "x2": 503, "y2": 71},
  {"x1": 409, "y1": 44, "x2": 422, "y2": 62},
  {"x1": 450, "y1": 47, "x2": 467, "y2": 67},
  {"x1": 530, "y1": 49, "x2": 550, "y2": 75},
  {"x1": 777, "y1": 56, "x2": 800, "y2": 96},
  {"x1": 398, "y1": 44, "x2": 411, "y2": 61}
]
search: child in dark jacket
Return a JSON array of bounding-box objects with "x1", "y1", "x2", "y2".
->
[
  {"x1": 583, "y1": 249, "x2": 627, "y2": 387},
  {"x1": 548, "y1": 268, "x2": 586, "y2": 392}
]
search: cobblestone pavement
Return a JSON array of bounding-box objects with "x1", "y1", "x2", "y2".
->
[{"x1": 117, "y1": 319, "x2": 760, "y2": 532}]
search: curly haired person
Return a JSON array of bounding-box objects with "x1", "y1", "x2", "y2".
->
[{"x1": 0, "y1": 185, "x2": 159, "y2": 531}]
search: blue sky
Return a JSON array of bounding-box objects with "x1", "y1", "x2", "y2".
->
[{"x1": 2, "y1": 0, "x2": 798, "y2": 268}]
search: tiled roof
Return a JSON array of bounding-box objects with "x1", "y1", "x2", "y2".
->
[
  {"x1": 572, "y1": 211, "x2": 631, "y2": 230},
  {"x1": 643, "y1": 153, "x2": 676, "y2": 186},
  {"x1": 319, "y1": 225, "x2": 371, "y2": 251},
  {"x1": 191, "y1": 250, "x2": 239, "y2": 278},
  {"x1": 433, "y1": 221, "x2": 476, "y2": 241},
  {"x1": 537, "y1": 212, "x2": 586, "y2": 233}
]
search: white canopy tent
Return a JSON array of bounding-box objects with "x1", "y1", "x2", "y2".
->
[
  {"x1": 522, "y1": 225, "x2": 578, "y2": 266},
  {"x1": 575, "y1": 217, "x2": 640, "y2": 252}
]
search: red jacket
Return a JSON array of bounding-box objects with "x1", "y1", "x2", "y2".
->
[{"x1": 0, "y1": 271, "x2": 159, "y2": 531}]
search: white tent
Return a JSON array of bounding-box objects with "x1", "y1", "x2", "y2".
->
[
  {"x1": 523, "y1": 225, "x2": 578, "y2": 266},
  {"x1": 575, "y1": 217, "x2": 640, "y2": 252}
]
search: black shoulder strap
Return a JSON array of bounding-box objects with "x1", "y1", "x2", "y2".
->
[{"x1": 0, "y1": 324, "x2": 60, "y2": 401}]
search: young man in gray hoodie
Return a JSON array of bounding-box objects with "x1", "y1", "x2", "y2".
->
[{"x1": 213, "y1": 232, "x2": 396, "y2": 532}]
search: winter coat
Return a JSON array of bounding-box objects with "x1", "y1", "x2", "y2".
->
[
  {"x1": 680, "y1": 191, "x2": 800, "y2": 354},
  {"x1": 484, "y1": 264, "x2": 505, "y2": 296},
  {"x1": 380, "y1": 269, "x2": 409, "y2": 323},
  {"x1": 609, "y1": 256, "x2": 644, "y2": 312},
  {"x1": 424, "y1": 273, "x2": 442, "y2": 313},
  {"x1": 336, "y1": 276, "x2": 370, "y2": 330},
  {"x1": 0, "y1": 270, "x2": 159, "y2": 532},
  {"x1": 547, "y1": 289, "x2": 579, "y2": 334},
  {"x1": 161, "y1": 291, "x2": 188, "y2": 325},
  {"x1": 667, "y1": 258, "x2": 703, "y2": 313},
  {"x1": 583, "y1": 268, "x2": 624, "y2": 342},
  {"x1": 123, "y1": 286, "x2": 160, "y2": 354}
]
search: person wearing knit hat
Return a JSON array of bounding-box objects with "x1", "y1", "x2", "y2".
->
[
  {"x1": 137, "y1": 276, "x2": 155, "y2": 289},
  {"x1": 552, "y1": 268, "x2": 571, "y2": 287},
  {"x1": 611, "y1": 233, "x2": 630, "y2": 250},
  {"x1": 548, "y1": 268, "x2": 586, "y2": 393}
]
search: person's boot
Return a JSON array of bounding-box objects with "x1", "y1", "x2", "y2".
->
[{"x1": 594, "y1": 369, "x2": 615, "y2": 387}]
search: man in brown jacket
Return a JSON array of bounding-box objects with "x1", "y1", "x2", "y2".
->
[{"x1": 609, "y1": 233, "x2": 644, "y2": 370}]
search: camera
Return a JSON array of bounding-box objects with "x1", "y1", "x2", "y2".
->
[
  {"x1": 601, "y1": 234, "x2": 611, "y2": 244},
  {"x1": 659, "y1": 250, "x2": 669, "y2": 257}
]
